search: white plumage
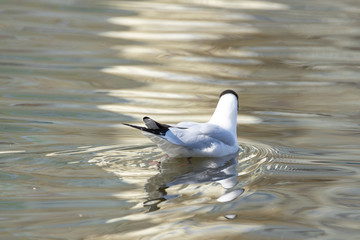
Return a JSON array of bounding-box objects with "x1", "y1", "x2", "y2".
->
[{"x1": 123, "y1": 90, "x2": 240, "y2": 158}]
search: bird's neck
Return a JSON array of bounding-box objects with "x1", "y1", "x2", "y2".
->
[{"x1": 208, "y1": 95, "x2": 238, "y2": 139}]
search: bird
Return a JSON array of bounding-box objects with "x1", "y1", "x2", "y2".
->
[{"x1": 122, "y1": 89, "x2": 240, "y2": 158}]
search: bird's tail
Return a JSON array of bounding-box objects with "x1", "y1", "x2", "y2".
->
[
  {"x1": 122, "y1": 123, "x2": 167, "y2": 136},
  {"x1": 122, "y1": 123, "x2": 146, "y2": 131}
]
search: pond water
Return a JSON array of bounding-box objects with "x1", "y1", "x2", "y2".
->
[{"x1": 1, "y1": 0, "x2": 360, "y2": 239}]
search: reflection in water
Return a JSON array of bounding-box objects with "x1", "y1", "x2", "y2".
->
[{"x1": 144, "y1": 153, "x2": 242, "y2": 212}]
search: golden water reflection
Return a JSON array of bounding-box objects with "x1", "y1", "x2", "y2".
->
[{"x1": 1, "y1": 0, "x2": 360, "y2": 239}]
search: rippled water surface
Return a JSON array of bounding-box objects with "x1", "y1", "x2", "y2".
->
[{"x1": 1, "y1": 0, "x2": 360, "y2": 239}]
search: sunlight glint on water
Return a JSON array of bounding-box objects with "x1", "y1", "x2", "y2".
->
[{"x1": 0, "y1": 0, "x2": 359, "y2": 239}]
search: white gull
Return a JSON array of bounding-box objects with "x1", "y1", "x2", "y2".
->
[{"x1": 123, "y1": 90, "x2": 240, "y2": 158}]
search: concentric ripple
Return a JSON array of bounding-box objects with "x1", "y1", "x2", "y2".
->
[
  {"x1": 237, "y1": 141, "x2": 276, "y2": 184},
  {"x1": 48, "y1": 139, "x2": 281, "y2": 212}
]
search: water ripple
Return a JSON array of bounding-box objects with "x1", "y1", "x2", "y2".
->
[
  {"x1": 47, "y1": 139, "x2": 279, "y2": 214},
  {"x1": 1, "y1": 0, "x2": 360, "y2": 239}
]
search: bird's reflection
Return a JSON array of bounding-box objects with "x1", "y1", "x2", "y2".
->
[{"x1": 144, "y1": 152, "x2": 243, "y2": 212}]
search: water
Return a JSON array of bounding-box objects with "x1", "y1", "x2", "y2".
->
[{"x1": 1, "y1": 0, "x2": 360, "y2": 239}]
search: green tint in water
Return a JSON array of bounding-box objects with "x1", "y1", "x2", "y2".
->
[{"x1": 1, "y1": 0, "x2": 360, "y2": 239}]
